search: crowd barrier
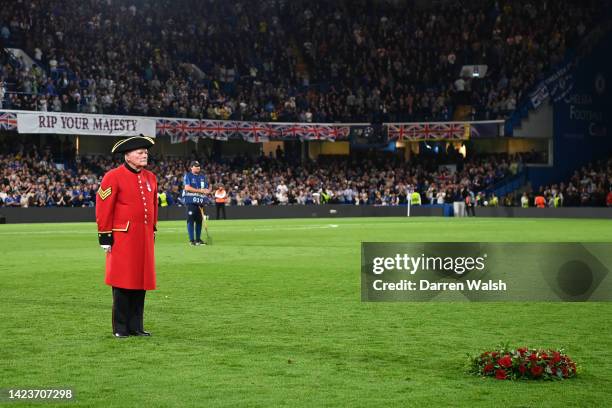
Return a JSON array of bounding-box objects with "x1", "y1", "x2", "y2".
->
[
  {"x1": 0, "y1": 205, "x2": 610, "y2": 224},
  {"x1": 0, "y1": 205, "x2": 440, "y2": 223}
]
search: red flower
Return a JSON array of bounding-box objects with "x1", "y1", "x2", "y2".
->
[
  {"x1": 531, "y1": 365, "x2": 544, "y2": 377},
  {"x1": 495, "y1": 369, "x2": 507, "y2": 380},
  {"x1": 473, "y1": 348, "x2": 576, "y2": 381},
  {"x1": 498, "y1": 355, "x2": 512, "y2": 368}
]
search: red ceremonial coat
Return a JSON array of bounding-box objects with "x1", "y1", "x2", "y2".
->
[{"x1": 96, "y1": 164, "x2": 158, "y2": 290}]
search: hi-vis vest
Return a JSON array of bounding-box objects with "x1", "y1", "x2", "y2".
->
[
  {"x1": 553, "y1": 196, "x2": 560, "y2": 207},
  {"x1": 158, "y1": 192, "x2": 168, "y2": 207},
  {"x1": 410, "y1": 192, "x2": 421, "y2": 205},
  {"x1": 215, "y1": 188, "x2": 227, "y2": 204}
]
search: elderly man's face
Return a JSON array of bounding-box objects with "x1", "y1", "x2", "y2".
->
[{"x1": 125, "y1": 149, "x2": 148, "y2": 169}]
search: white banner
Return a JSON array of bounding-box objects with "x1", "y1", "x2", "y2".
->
[
  {"x1": 529, "y1": 61, "x2": 574, "y2": 109},
  {"x1": 17, "y1": 112, "x2": 156, "y2": 137}
]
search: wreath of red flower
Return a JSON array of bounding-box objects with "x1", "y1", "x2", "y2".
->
[{"x1": 469, "y1": 345, "x2": 577, "y2": 380}]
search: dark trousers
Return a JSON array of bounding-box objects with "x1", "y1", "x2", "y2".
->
[
  {"x1": 216, "y1": 203, "x2": 226, "y2": 219},
  {"x1": 112, "y1": 287, "x2": 146, "y2": 335},
  {"x1": 466, "y1": 204, "x2": 476, "y2": 216}
]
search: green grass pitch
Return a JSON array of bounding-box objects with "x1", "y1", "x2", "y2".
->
[{"x1": 1, "y1": 217, "x2": 612, "y2": 407}]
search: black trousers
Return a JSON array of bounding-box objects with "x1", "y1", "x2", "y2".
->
[
  {"x1": 186, "y1": 204, "x2": 203, "y2": 222},
  {"x1": 112, "y1": 287, "x2": 146, "y2": 335},
  {"x1": 216, "y1": 203, "x2": 226, "y2": 219},
  {"x1": 466, "y1": 204, "x2": 476, "y2": 216}
]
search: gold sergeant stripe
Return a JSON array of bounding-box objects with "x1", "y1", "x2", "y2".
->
[
  {"x1": 111, "y1": 136, "x2": 155, "y2": 153},
  {"x1": 98, "y1": 186, "x2": 112, "y2": 200}
]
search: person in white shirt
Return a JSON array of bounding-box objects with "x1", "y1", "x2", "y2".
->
[
  {"x1": 276, "y1": 180, "x2": 288, "y2": 204},
  {"x1": 521, "y1": 192, "x2": 529, "y2": 208}
]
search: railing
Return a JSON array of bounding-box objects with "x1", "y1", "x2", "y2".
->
[{"x1": 484, "y1": 169, "x2": 528, "y2": 199}]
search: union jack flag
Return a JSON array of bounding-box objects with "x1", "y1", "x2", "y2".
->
[
  {"x1": 290, "y1": 124, "x2": 351, "y2": 141},
  {"x1": 299, "y1": 125, "x2": 333, "y2": 141},
  {"x1": 156, "y1": 119, "x2": 178, "y2": 137},
  {"x1": 207, "y1": 120, "x2": 235, "y2": 140},
  {"x1": 276, "y1": 123, "x2": 311, "y2": 140},
  {"x1": 263, "y1": 124, "x2": 282, "y2": 140},
  {"x1": 329, "y1": 126, "x2": 351, "y2": 140},
  {"x1": 175, "y1": 119, "x2": 202, "y2": 143},
  {"x1": 0, "y1": 112, "x2": 17, "y2": 130},
  {"x1": 162, "y1": 119, "x2": 204, "y2": 143},
  {"x1": 387, "y1": 123, "x2": 469, "y2": 141},
  {"x1": 160, "y1": 118, "x2": 354, "y2": 144},
  {"x1": 237, "y1": 121, "x2": 270, "y2": 143},
  {"x1": 199, "y1": 120, "x2": 226, "y2": 140}
]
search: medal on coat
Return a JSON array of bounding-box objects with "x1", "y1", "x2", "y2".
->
[{"x1": 146, "y1": 181, "x2": 152, "y2": 192}]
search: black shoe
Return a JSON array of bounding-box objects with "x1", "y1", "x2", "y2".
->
[
  {"x1": 195, "y1": 239, "x2": 206, "y2": 245},
  {"x1": 190, "y1": 240, "x2": 197, "y2": 246},
  {"x1": 113, "y1": 332, "x2": 129, "y2": 338},
  {"x1": 129, "y1": 331, "x2": 151, "y2": 337}
]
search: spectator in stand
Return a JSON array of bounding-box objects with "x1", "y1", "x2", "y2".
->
[
  {"x1": 534, "y1": 194, "x2": 546, "y2": 208},
  {"x1": 520, "y1": 192, "x2": 529, "y2": 208},
  {"x1": 0, "y1": 0, "x2": 604, "y2": 123},
  {"x1": 1, "y1": 138, "x2": 608, "y2": 209},
  {"x1": 538, "y1": 158, "x2": 611, "y2": 207}
]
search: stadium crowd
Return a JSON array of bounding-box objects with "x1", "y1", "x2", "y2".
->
[
  {"x1": 527, "y1": 158, "x2": 612, "y2": 207},
  {"x1": 1, "y1": 139, "x2": 608, "y2": 209},
  {"x1": 0, "y1": 0, "x2": 603, "y2": 122}
]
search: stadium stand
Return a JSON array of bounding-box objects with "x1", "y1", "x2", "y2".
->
[
  {"x1": 1, "y1": 0, "x2": 609, "y2": 215},
  {"x1": 1, "y1": 134, "x2": 606, "y2": 208},
  {"x1": 534, "y1": 158, "x2": 612, "y2": 207},
  {"x1": 0, "y1": 0, "x2": 603, "y2": 122}
]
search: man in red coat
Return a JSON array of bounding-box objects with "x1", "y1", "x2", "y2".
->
[{"x1": 96, "y1": 135, "x2": 158, "y2": 338}]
